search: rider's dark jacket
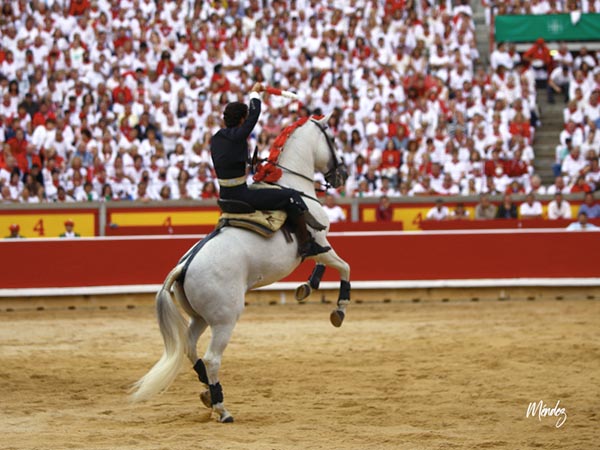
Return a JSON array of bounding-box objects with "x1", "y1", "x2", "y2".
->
[
  {"x1": 211, "y1": 96, "x2": 261, "y2": 181},
  {"x1": 210, "y1": 94, "x2": 306, "y2": 217}
]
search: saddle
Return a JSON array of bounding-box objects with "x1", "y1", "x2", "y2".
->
[
  {"x1": 217, "y1": 183, "x2": 326, "y2": 239},
  {"x1": 217, "y1": 199, "x2": 289, "y2": 239}
]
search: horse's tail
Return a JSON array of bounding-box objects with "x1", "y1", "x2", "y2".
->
[{"x1": 130, "y1": 264, "x2": 188, "y2": 402}]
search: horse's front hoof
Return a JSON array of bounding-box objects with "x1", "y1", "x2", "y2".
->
[
  {"x1": 330, "y1": 309, "x2": 345, "y2": 327},
  {"x1": 200, "y1": 390, "x2": 212, "y2": 408},
  {"x1": 220, "y1": 414, "x2": 234, "y2": 423},
  {"x1": 295, "y1": 283, "x2": 312, "y2": 302}
]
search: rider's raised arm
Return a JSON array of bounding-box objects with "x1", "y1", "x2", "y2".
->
[{"x1": 227, "y1": 93, "x2": 261, "y2": 142}]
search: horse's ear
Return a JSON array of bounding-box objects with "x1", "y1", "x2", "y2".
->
[{"x1": 319, "y1": 112, "x2": 333, "y2": 125}]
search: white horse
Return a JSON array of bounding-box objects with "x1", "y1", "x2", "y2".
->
[{"x1": 131, "y1": 114, "x2": 351, "y2": 422}]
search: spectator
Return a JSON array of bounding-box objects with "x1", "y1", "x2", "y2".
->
[
  {"x1": 584, "y1": 157, "x2": 600, "y2": 191},
  {"x1": 547, "y1": 176, "x2": 569, "y2": 195},
  {"x1": 561, "y1": 146, "x2": 586, "y2": 182},
  {"x1": 132, "y1": 181, "x2": 152, "y2": 202},
  {"x1": 566, "y1": 212, "x2": 599, "y2": 230},
  {"x1": 59, "y1": 219, "x2": 80, "y2": 238},
  {"x1": 552, "y1": 43, "x2": 574, "y2": 69},
  {"x1": 496, "y1": 194, "x2": 518, "y2": 219},
  {"x1": 519, "y1": 193, "x2": 543, "y2": 219},
  {"x1": 411, "y1": 176, "x2": 437, "y2": 196},
  {"x1": 475, "y1": 193, "x2": 498, "y2": 219},
  {"x1": 547, "y1": 192, "x2": 572, "y2": 219},
  {"x1": 322, "y1": 194, "x2": 346, "y2": 223},
  {"x1": 425, "y1": 199, "x2": 449, "y2": 221},
  {"x1": 490, "y1": 42, "x2": 513, "y2": 71},
  {"x1": 522, "y1": 38, "x2": 552, "y2": 88},
  {"x1": 527, "y1": 174, "x2": 547, "y2": 195},
  {"x1": 375, "y1": 195, "x2": 393, "y2": 222},
  {"x1": 570, "y1": 175, "x2": 592, "y2": 194},
  {"x1": 547, "y1": 64, "x2": 571, "y2": 104},
  {"x1": 573, "y1": 46, "x2": 597, "y2": 71},
  {"x1": 374, "y1": 177, "x2": 399, "y2": 197},
  {"x1": 578, "y1": 192, "x2": 600, "y2": 218},
  {"x1": 449, "y1": 202, "x2": 470, "y2": 220},
  {"x1": 5, "y1": 223, "x2": 24, "y2": 239},
  {"x1": 200, "y1": 181, "x2": 218, "y2": 199}
]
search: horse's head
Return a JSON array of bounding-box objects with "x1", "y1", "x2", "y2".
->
[{"x1": 310, "y1": 113, "x2": 348, "y2": 189}]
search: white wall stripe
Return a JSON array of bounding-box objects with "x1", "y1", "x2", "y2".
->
[
  {"x1": 1, "y1": 228, "x2": 598, "y2": 244},
  {"x1": 1, "y1": 278, "x2": 598, "y2": 297}
]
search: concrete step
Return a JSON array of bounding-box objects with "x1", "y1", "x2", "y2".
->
[
  {"x1": 536, "y1": 142, "x2": 558, "y2": 149},
  {"x1": 533, "y1": 96, "x2": 564, "y2": 183},
  {"x1": 536, "y1": 158, "x2": 555, "y2": 166},
  {"x1": 539, "y1": 108, "x2": 565, "y2": 117},
  {"x1": 539, "y1": 119, "x2": 565, "y2": 126},
  {"x1": 537, "y1": 165, "x2": 555, "y2": 172},
  {"x1": 536, "y1": 156, "x2": 555, "y2": 162}
]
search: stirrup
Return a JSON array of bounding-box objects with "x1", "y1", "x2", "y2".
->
[{"x1": 304, "y1": 211, "x2": 326, "y2": 231}]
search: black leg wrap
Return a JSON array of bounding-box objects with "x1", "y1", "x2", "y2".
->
[
  {"x1": 209, "y1": 382, "x2": 224, "y2": 405},
  {"x1": 309, "y1": 264, "x2": 326, "y2": 289},
  {"x1": 339, "y1": 280, "x2": 351, "y2": 302},
  {"x1": 193, "y1": 359, "x2": 209, "y2": 385}
]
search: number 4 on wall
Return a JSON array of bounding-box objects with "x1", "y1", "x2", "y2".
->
[
  {"x1": 33, "y1": 219, "x2": 45, "y2": 236},
  {"x1": 412, "y1": 212, "x2": 423, "y2": 229},
  {"x1": 163, "y1": 216, "x2": 174, "y2": 234}
]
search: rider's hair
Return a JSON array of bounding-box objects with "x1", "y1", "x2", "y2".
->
[{"x1": 223, "y1": 102, "x2": 248, "y2": 128}]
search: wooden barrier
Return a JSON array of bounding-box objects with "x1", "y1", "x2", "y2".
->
[{"x1": 1, "y1": 230, "x2": 599, "y2": 292}]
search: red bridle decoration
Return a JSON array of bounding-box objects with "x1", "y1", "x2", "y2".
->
[
  {"x1": 253, "y1": 115, "x2": 323, "y2": 183},
  {"x1": 253, "y1": 117, "x2": 308, "y2": 182}
]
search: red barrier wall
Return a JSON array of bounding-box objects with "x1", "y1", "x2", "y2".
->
[
  {"x1": 1, "y1": 230, "x2": 599, "y2": 290},
  {"x1": 420, "y1": 218, "x2": 600, "y2": 230}
]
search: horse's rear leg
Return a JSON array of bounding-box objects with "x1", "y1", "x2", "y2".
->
[
  {"x1": 192, "y1": 322, "x2": 236, "y2": 423},
  {"x1": 186, "y1": 316, "x2": 208, "y2": 363},
  {"x1": 173, "y1": 281, "x2": 208, "y2": 363}
]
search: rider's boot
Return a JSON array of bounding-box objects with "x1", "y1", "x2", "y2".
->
[{"x1": 296, "y1": 214, "x2": 331, "y2": 258}]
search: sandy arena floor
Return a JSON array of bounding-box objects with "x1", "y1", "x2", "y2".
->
[{"x1": 1, "y1": 298, "x2": 598, "y2": 450}]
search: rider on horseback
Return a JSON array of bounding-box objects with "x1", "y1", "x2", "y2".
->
[{"x1": 210, "y1": 83, "x2": 331, "y2": 258}]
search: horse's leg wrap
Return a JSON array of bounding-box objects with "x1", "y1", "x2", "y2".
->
[
  {"x1": 309, "y1": 264, "x2": 326, "y2": 289},
  {"x1": 331, "y1": 280, "x2": 351, "y2": 328},
  {"x1": 209, "y1": 382, "x2": 224, "y2": 405},
  {"x1": 339, "y1": 280, "x2": 351, "y2": 303},
  {"x1": 193, "y1": 359, "x2": 209, "y2": 385}
]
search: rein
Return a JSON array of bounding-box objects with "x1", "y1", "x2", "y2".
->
[{"x1": 262, "y1": 180, "x2": 323, "y2": 205}]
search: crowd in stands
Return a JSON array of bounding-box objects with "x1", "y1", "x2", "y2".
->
[
  {"x1": 485, "y1": 1, "x2": 600, "y2": 196},
  {"x1": 0, "y1": 0, "x2": 598, "y2": 206},
  {"x1": 548, "y1": 43, "x2": 600, "y2": 194},
  {"x1": 485, "y1": 0, "x2": 600, "y2": 18}
]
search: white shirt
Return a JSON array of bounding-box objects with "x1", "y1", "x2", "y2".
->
[
  {"x1": 323, "y1": 205, "x2": 347, "y2": 223},
  {"x1": 547, "y1": 200, "x2": 572, "y2": 219},
  {"x1": 426, "y1": 206, "x2": 449, "y2": 220},
  {"x1": 566, "y1": 222, "x2": 599, "y2": 230},
  {"x1": 519, "y1": 201, "x2": 543, "y2": 217},
  {"x1": 561, "y1": 154, "x2": 586, "y2": 179}
]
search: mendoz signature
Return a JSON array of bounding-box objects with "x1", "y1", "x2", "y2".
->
[{"x1": 526, "y1": 400, "x2": 567, "y2": 428}]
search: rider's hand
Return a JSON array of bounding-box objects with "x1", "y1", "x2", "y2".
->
[{"x1": 251, "y1": 83, "x2": 264, "y2": 93}]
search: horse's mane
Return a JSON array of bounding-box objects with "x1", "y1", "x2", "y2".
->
[{"x1": 253, "y1": 115, "x2": 323, "y2": 183}]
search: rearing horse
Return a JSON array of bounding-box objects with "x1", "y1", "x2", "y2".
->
[{"x1": 131, "y1": 114, "x2": 351, "y2": 422}]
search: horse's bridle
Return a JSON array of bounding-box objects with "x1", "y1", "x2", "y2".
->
[
  {"x1": 271, "y1": 119, "x2": 347, "y2": 187},
  {"x1": 309, "y1": 118, "x2": 348, "y2": 189},
  {"x1": 257, "y1": 118, "x2": 348, "y2": 203}
]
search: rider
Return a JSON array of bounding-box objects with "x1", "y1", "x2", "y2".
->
[{"x1": 210, "y1": 82, "x2": 330, "y2": 258}]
